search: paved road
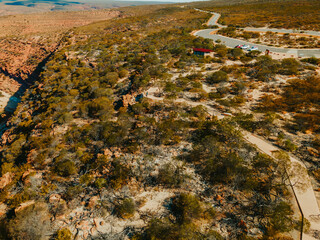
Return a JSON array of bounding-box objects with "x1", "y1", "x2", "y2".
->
[
  {"x1": 194, "y1": 10, "x2": 320, "y2": 58},
  {"x1": 195, "y1": 8, "x2": 223, "y2": 28}
]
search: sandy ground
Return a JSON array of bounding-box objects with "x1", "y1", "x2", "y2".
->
[
  {"x1": 0, "y1": 91, "x2": 12, "y2": 111},
  {"x1": 138, "y1": 190, "x2": 173, "y2": 213},
  {"x1": 0, "y1": 9, "x2": 120, "y2": 37}
]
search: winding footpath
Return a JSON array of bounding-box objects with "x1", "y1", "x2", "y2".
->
[
  {"x1": 194, "y1": 9, "x2": 320, "y2": 58},
  {"x1": 146, "y1": 84, "x2": 320, "y2": 239}
]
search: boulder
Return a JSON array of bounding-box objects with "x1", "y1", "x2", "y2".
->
[
  {"x1": 122, "y1": 94, "x2": 135, "y2": 108},
  {"x1": 307, "y1": 147, "x2": 319, "y2": 157},
  {"x1": 0, "y1": 172, "x2": 13, "y2": 189},
  {"x1": 0, "y1": 203, "x2": 7, "y2": 217},
  {"x1": 103, "y1": 148, "x2": 112, "y2": 158},
  {"x1": 77, "y1": 220, "x2": 91, "y2": 231},
  {"x1": 1, "y1": 129, "x2": 13, "y2": 145},
  {"x1": 90, "y1": 227, "x2": 97, "y2": 235},
  {"x1": 49, "y1": 194, "x2": 62, "y2": 204},
  {"x1": 22, "y1": 169, "x2": 35, "y2": 180},
  {"x1": 14, "y1": 200, "x2": 35, "y2": 214},
  {"x1": 87, "y1": 196, "x2": 99, "y2": 209}
]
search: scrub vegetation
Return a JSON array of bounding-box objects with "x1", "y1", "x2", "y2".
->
[{"x1": 0, "y1": 0, "x2": 319, "y2": 239}]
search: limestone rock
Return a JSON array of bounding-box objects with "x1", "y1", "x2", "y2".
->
[
  {"x1": 15, "y1": 200, "x2": 35, "y2": 214},
  {"x1": 0, "y1": 203, "x2": 7, "y2": 217},
  {"x1": 87, "y1": 196, "x2": 99, "y2": 209},
  {"x1": 77, "y1": 220, "x2": 91, "y2": 231},
  {"x1": 307, "y1": 147, "x2": 319, "y2": 157},
  {"x1": 0, "y1": 172, "x2": 13, "y2": 189},
  {"x1": 49, "y1": 194, "x2": 62, "y2": 204},
  {"x1": 122, "y1": 94, "x2": 135, "y2": 108},
  {"x1": 103, "y1": 148, "x2": 112, "y2": 158},
  {"x1": 26, "y1": 149, "x2": 37, "y2": 163},
  {"x1": 1, "y1": 129, "x2": 13, "y2": 145}
]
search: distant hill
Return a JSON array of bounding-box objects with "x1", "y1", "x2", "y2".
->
[{"x1": 0, "y1": 0, "x2": 174, "y2": 16}]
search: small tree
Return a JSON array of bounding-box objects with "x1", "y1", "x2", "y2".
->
[
  {"x1": 231, "y1": 48, "x2": 244, "y2": 59},
  {"x1": 280, "y1": 58, "x2": 300, "y2": 75},
  {"x1": 115, "y1": 198, "x2": 135, "y2": 219},
  {"x1": 206, "y1": 70, "x2": 228, "y2": 84},
  {"x1": 54, "y1": 160, "x2": 77, "y2": 177},
  {"x1": 267, "y1": 201, "x2": 294, "y2": 234},
  {"x1": 171, "y1": 193, "x2": 203, "y2": 224}
]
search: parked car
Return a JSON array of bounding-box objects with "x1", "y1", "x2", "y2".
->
[
  {"x1": 240, "y1": 44, "x2": 250, "y2": 50},
  {"x1": 235, "y1": 45, "x2": 242, "y2": 48},
  {"x1": 248, "y1": 46, "x2": 258, "y2": 51}
]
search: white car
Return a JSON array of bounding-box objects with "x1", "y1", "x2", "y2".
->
[
  {"x1": 240, "y1": 44, "x2": 250, "y2": 50},
  {"x1": 248, "y1": 46, "x2": 258, "y2": 51}
]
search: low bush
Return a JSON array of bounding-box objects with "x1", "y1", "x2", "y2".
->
[
  {"x1": 55, "y1": 228, "x2": 73, "y2": 240},
  {"x1": 206, "y1": 70, "x2": 228, "y2": 84},
  {"x1": 114, "y1": 198, "x2": 135, "y2": 219},
  {"x1": 171, "y1": 193, "x2": 203, "y2": 224},
  {"x1": 157, "y1": 163, "x2": 185, "y2": 187},
  {"x1": 54, "y1": 160, "x2": 77, "y2": 177}
]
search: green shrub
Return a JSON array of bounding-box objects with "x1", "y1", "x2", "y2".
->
[
  {"x1": 280, "y1": 58, "x2": 300, "y2": 75},
  {"x1": 109, "y1": 160, "x2": 131, "y2": 190},
  {"x1": 231, "y1": 48, "x2": 244, "y2": 59},
  {"x1": 115, "y1": 198, "x2": 135, "y2": 218},
  {"x1": 301, "y1": 57, "x2": 320, "y2": 65},
  {"x1": 54, "y1": 160, "x2": 77, "y2": 177},
  {"x1": 80, "y1": 174, "x2": 93, "y2": 186},
  {"x1": 57, "y1": 112, "x2": 73, "y2": 124},
  {"x1": 64, "y1": 185, "x2": 83, "y2": 201},
  {"x1": 158, "y1": 163, "x2": 185, "y2": 187},
  {"x1": 119, "y1": 69, "x2": 129, "y2": 78},
  {"x1": 55, "y1": 228, "x2": 73, "y2": 240},
  {"x1": 171, "y1": 193, "x2": 203, "y2": 224},
  {"x1": 206, "y1": 70, "x2": 228, "y2": 84},
  {"x1": 7, "y1": 190, "x2": 36, "y2": 208},
  {"x1": 94, "y1": 178, "x2": 107, "y2": 189},
  {"x1": 283, "y1": 139, "x2": 297, "y2": 152},
  {"x1": 267, "y1": 201, "x2": 294, "y2": 234},
  {"x1": 102, "y1": 72, "x2": 119, "y2": 87}
]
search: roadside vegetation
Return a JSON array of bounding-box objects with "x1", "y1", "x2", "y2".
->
[
  {"x1": 217, "y1": 27, "x2": 320, "y2": 49},
  {"x1": 198, "y1": 0, "x2": 320, "y2": 31}
]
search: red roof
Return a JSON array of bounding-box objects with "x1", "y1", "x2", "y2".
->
[{"x1": 193, "y1": 48, "x2": 213, "y2": 53}]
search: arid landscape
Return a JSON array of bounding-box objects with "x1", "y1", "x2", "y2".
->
[
  {"x1": 0, "y1": 8, "x2": 121, "y2": 113},
  {"x1": 0, "y1": 0, "x2": 319, "y2": 239}
]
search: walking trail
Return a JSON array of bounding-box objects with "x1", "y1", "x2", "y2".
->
[{"x1": 145, "y1": 85, "x2": 320, "y2": 239}]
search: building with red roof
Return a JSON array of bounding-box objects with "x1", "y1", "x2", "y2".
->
[{"x1": 193, "y1": 48, "x2": 214, "y2": 57}]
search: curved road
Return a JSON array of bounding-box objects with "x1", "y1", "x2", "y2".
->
[{"x1": 194, "y1": 10, "x2": 320, "y2": 58}]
